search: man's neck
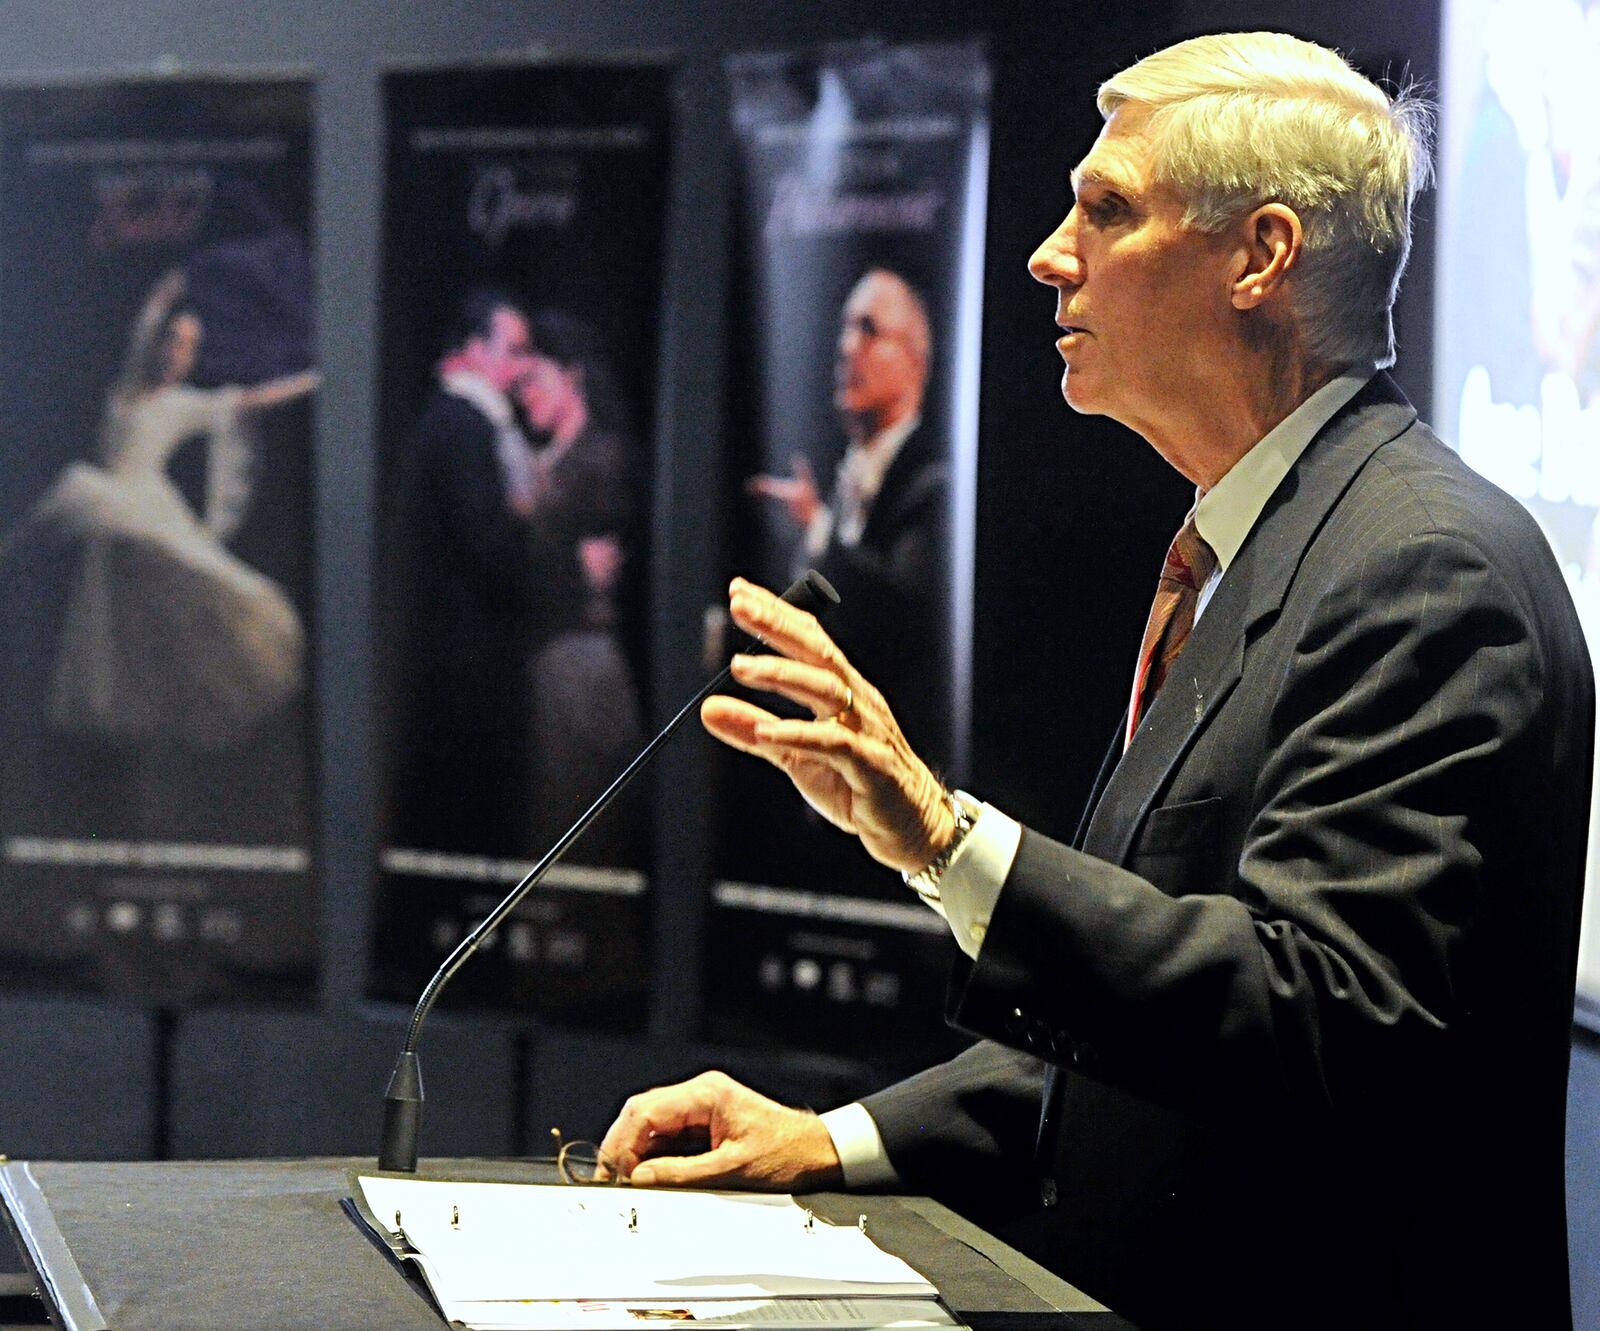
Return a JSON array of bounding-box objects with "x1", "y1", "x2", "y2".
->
[
  {"x1": 842, "y1": 400, "x2": 920, "y2": 449},
  {"x1": 1142, "y1": 355, "x2": 1345, "y2": 491}
]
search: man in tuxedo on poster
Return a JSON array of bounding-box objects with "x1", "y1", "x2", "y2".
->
[
  {"x1": 747, "y1": 266, "x2": 951, "y2": 764},
  {"x1": 601, "y1": 32, "x2": 1593, "y2": 1331},
  {"x1": 392, "y1": 289, "x2": 539, "y2": 854}
]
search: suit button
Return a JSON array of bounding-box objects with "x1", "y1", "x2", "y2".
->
[
  {"x1": 1005, "y1": 1008, "x2": 1027, "y2": 1038},
  {"x1": 1074, "y1": 1044, "x2": 1100, "y2": 1073},
  {"x1": 1040, "y1": 1177, "x2": 1058, "y2": 1207}
]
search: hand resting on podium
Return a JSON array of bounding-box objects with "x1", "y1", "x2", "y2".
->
[{"x1": 598, "y1": 1069, "x2": 843, "y2": 1189}]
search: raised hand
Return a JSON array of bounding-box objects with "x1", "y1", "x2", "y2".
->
[
  {"x1": 701, "y1": 576, "x2": 955, "y2": 874},
  {"x1": 745, "y1": 455, "x2": 822, "y2": 530}
]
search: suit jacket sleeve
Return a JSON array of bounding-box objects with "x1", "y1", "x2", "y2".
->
[
  {"x1": 944, "y1": 524, "x2": 1583, "y2": 1125},
  {"x1": 859, "y1": 1038, "x2": 1046, "y2": 1221}
]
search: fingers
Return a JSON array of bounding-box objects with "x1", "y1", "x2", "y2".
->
[
  {"x1": 746, "y1": 715, "x2": 878, "y2": 773},
  {"x1": 729, "y1": 653, "x2": 856, "y2": 722},
  {"x1": 729, "y1": 577, "x2": 851, "y2": 677},
  {"x1": 700, "y1": 695, "x2": 782, "y2": 753},
  {"x1": 598, "y1": 1073, "x2": 727, "y2": 1180},
  {"x1": 702, "y1": 692, "x2": 872, "y2": 775},
  {"x1": 618, "y1": 1083, "x2": 845, "y2": 1192},
  {"x1": 630, "y1": 1143, "x2": 774, "y2": 1191}
]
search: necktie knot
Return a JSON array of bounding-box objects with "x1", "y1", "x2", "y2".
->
[{"x1": 1163, "y1": 515, "x2": 1217, "y2": 593}]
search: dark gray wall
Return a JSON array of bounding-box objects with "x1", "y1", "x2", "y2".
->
[{"x1": 0, "y1": 0, "x2": 1594, "y2": 1325}]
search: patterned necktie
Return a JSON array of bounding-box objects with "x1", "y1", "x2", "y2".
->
[{"x1": 1125, "y1": 508, "x2": 1218, "y2": 750}]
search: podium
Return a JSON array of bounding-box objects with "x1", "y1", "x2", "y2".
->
[{"x1": 0, "y1": 1158, "x2": 1134, "y2": 1330}]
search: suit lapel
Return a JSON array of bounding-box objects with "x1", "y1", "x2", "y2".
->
[
  {"x1": 1078, "y1": 374, "x2": 1419, "y2": 867},
  {"x1": 1081, "y1": 583, "x2": 1246, "y2": 862},
  {"x1": 857, "y1": 424, "x2": 937, "y2": 548}
]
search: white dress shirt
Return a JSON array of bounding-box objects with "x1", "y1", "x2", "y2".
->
[
  {"x1": 803, "y1": 414, "x2": 922, "y2": 560},
  {"x1": 821, "y1": 368, "x2": 1376, "y2": 1187},
  {"x1": 441, "y1": 369, "x2": 538, "y2": 513}
]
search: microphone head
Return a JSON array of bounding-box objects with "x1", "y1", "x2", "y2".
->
[{"x1": 780, "y1": 569, "x2": 841, "y2": 619}]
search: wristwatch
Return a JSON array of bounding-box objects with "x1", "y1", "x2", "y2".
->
[{"x1": 902, "y1": 789, "x2": 980, "y2": 903}]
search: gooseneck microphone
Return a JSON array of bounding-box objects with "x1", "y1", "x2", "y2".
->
[{"x1": 378, "y1": 569, "x2": 840, "y2": 1172}]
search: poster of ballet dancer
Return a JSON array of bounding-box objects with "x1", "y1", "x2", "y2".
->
[
  {"x1": 706, "y1": 40, "x2": 989, "y2": 1059},
  {"x1": 0, "y1": 76, "x2": 318, "y2": 1004},
  {"x1": 371, "y1": 59, "x2": 671, "y2": 1026}
]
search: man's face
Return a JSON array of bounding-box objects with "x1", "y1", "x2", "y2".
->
[
  {"x1": 468, "y1": 305, "x2": 535, "y2": 396},
  {"x1": 833, "y1": 273, "x2": 926, "y2": 423},
  {"x1": 1028, "y1": 107, "x2": 1239, "y2": 440}
]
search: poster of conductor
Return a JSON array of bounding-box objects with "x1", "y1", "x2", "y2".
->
[
  {"x1": 371, "y1": 60, "x2": 671, "y2": 1026},
  {"x1": 707, "y1": 40, "x2": 988, "y2": 1058},
  {"x1": 0, "y1": 76, "x2": 318, "y2": 1004}
]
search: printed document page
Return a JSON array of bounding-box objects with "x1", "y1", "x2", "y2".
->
[{"x1": 355, "y1": 1174, "x2": 945, "y2": 1328}]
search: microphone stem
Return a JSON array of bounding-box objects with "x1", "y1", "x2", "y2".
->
[
  {"x1": 397, "y1": 664, "x2": 732, "y2": 1059},
  {"x1": 379, "y1": 569, "x2": 837, "y2": 1170}
]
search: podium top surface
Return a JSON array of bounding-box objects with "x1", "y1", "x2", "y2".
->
[{"x1": 0, "y1": 1157, "x2": 1114, "y2": 1331}]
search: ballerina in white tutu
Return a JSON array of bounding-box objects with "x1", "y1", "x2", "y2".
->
[{"x1": 18, "y1": 268, "x2": 319, "y2": 751}]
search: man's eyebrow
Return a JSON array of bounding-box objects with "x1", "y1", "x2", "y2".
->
[{"x1": 1069, "y1": 166, "x2": 1136, "y2": 200}]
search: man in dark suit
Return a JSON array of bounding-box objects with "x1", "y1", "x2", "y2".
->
[
  {"x1": 390, "y1": 290, "x2": 538, "y2": 854},
  {"x1": 600, "y1": 32, "x2": 1593, "y2": 1331},
  {"x1": 748, "y1": 267, "x2": 952, "y2": 761}
]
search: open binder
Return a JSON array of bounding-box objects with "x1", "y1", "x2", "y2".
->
[{"x1": 348, "y1": 1173, "x2": 965, "y2": 1330}]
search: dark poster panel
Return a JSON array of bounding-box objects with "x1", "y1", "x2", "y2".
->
[
  {"x1": 371, "y1": 61, "x2": 671, "y2": 1027},
  {"x1": 0, "y1": 76, "x2": 319, "y2": 1004},
  {"x1": 707, "y1": 41, "x2": 989, "y2": 1060}
]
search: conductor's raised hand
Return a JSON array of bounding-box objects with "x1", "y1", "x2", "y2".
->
[
  {"x1": 701, "y1": 577, "x2": 955, "y2": 874},
  {"x1": 745, "y1": 455, "x2": 822, "y2": 530},
  {"x1": 598, "y1": 1070, "x2": 842, "y2": 1190}
]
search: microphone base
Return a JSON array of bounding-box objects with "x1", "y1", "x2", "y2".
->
[{"x1": 378, "y1": 1051, "x2": 424, "y2": 1172}]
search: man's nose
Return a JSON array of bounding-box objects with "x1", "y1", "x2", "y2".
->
[{"x1": 1028, "y1": 216, "x2": 1083, "y2": 288}]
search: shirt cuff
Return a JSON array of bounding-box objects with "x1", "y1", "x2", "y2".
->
[
  {"x1": 937, "y1": 799, "x2": 1022, "y2": 959},
  {"x1": 820, "y1": 1102, "x2": 901, "y2": 1189}
]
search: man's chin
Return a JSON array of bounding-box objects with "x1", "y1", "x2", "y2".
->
[{"x1": 1060, "y1": 371, "x2": 1101, "y2": 416}]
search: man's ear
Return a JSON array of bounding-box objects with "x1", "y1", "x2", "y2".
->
[{"x1": 1231, "y1": 203, "x2": 1302, "y2": 310}]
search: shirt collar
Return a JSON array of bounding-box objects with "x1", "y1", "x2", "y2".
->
[
  {"x1": 1194, "y1": 368, "x2": 1375, "y2": 573},
  {"x1": 842, "y1": 413, "x2": 920, "y2": 499},
  {"x1": 441, "y1": 369, "x2": 516, "y2": 430}
]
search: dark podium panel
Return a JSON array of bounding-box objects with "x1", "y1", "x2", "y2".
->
[{"x1": 0, "y1": 1158, "x2": 1134, "y2": 1331}]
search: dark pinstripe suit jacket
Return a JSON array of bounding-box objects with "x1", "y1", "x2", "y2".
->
[{"x1": 863, "y1": 374, "x2": 1593, "y2": 1330}]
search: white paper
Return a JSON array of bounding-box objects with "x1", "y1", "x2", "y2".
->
[
  {"x1": 449, "y1": 1297, "x2": 959, "y2": 1330},
  {"x1": 356, "y1": 1176, "x2": 938, "y2": 1312}
]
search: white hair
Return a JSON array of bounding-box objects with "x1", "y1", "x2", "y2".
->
[{"x1": 1098, "y1": 32, "x2": 1434, "y2": 370}]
